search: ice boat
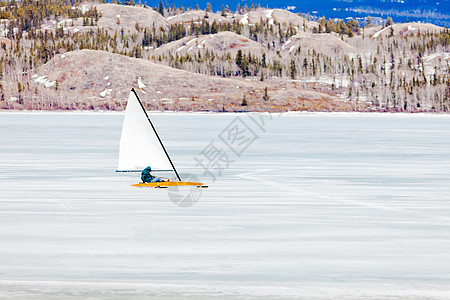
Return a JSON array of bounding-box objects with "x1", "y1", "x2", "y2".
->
[{"x1": 116, "y1": 89, "x2": 206, "y2": 188}]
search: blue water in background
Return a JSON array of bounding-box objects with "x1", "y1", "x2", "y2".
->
[{"x1": 134, "y1": 0, "x2": 450, "y2": 26}]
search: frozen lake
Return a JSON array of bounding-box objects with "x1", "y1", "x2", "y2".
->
[{"x1": 1, "y1": 112, "x2": 450, "y2": 299}]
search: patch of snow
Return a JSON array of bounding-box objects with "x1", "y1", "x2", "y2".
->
[
  {"x1": 373, "y1": 25, "x2": 391, "y2": 38},
  {"x1": 240, "y1": 14, "x2": 249, "y2": 25},
  {"x1": 99, "y1": 89, "x2": 112, "y2": 97},
  {"x1": 34, "y1": 75, "x2": 48, "y2": 84},
  {"x1": 186, "y1": 38, "x2": 197, "y2": 45},
  {"x1": 424, "y1": 53, "x2": 450, "y2": 62},
  {"x1": 116, "y1": 15, "x2": 121, "y2": 18},
  {"x1": 176, "y1": 45, "x2": 186, "y2": 52},
  {"x1": 137, "y1": 78, "x2": 146, "y2": 89},
  {"x1": 167, "y1": 15, "x2": 176, "y2": 21},
  {"x1": 31, "y1": 74, "x2": 38, "y2": 79},
  {"x1": 58, "y1": 19, "x2": 72, "y2": 27},
  {"x1": 73, "y1": 28, "x2": 80, "y2": 33},
  {"x1": 73, "y1": 5, "x2": 89, "y2": 14},
  {"x1": 281, "y1": 39, "x2": 292, "y2": 51},
  {"x1": 266, "y1": 10, "x2": 274, "y2": 25},
  {"x1": 407, "y1": 25, "x2": 417, "y2": 31},
  {"x1": 286, "y1": 6, "x2": 296, "y2": 10},
  {"x1": 208, "y1": 98, "x2": 214, "y2": 101},
  {"x1": 61, "y1": 53, "x2": 66, "y2": 59},
  {"x1": 103, "y1": 75, "x2": 109, "y2": 80},
  {"x1": 8, "y1": 96, "x2": 17, "y2": 102},
  {"x1": 44, "y1": 81, "x2": 56, "y2": 88},
  {"x1": 188, "y1": 46, "x2": 194, "y2": 52},
  {"x1": 289, "y1": 45, "x2": 296, "y2": 53}
]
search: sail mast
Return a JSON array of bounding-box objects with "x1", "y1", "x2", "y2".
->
[{"x1": 131, "y1": 88, "x2": 182, "y2": 181}]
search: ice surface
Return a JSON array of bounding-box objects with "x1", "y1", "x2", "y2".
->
[{"x1": 0, "y1": 112, "x2": 450, "y2": 299}]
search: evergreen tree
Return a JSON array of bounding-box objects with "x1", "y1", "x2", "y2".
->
[
  {"x1": 263, "y1": 87, "x2": 269, "y2": 101},
  {"x1": 158, "y1": 0, "x2": 164, "y2": 16},
  {"x1": 205, "y1": 2, "x2": 212, "y2": 12},
  {"x1": 241, "y1": 93, "x2": 247, "y2": 106},
  {"x1": 290, "y1": 60, "x2": 296, "y2": 79}
]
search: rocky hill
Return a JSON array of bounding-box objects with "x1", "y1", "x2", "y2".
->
[
  {"x1": 365, "y1": 22, "x2": 443, "y2": 38},
  {"x1": 153, "y1": 31, "x2": 267, "y2": 56},
  {"x1": 96, "y1": 3, "x2": 169, "y2": 32},
  {"x1": 167, "y1": 10, "x2": 234, "y2": 25},
  {"x1": 28, "y1": 49, "x2": 345, "y2": 111}
]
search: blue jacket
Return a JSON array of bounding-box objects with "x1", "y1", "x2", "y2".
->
[{"x1": 141, "y1": 166, "x2": 154, "y2": 183}]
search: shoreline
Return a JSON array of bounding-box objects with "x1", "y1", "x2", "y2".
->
[{"x1": 1, "y1": 110, "x2": 450, "y2": 118}]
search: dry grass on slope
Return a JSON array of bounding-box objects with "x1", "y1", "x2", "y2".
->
[
  {"x1": 366, "y1": 22, "x2": 443, "y2": 38},
  {"x1": 152, "y1": 31, "x2": 266, "y2": 56},
  {"x1": 281, "y1": 32, "x2": 356, "y2": 55},
  {"x1": 167, "y1": 10, "x2": 235, "y2": 25},
  {"x1": 244, "y1": 9, "x2": 318, "y2": 30},
  {"x1": 96, "y1": 3, "x2": 169, "y2": 32},
  {"x1": 26, "y1": 49, "x2": 349, "y2": 112}
]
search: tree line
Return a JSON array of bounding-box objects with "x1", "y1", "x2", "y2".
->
[{"x1": 0, "y1": 0, "x2": 448, "y2": 112}]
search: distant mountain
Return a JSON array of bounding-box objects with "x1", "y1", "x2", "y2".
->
[{"x1": 139, "y1": 0, "x2": 450, "y2": 26}]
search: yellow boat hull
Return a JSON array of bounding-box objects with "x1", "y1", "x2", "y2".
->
[{"x1": 132, "y1": 181, "x2": 206, "y2": 188}]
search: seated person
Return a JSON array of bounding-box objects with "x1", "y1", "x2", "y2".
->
[{"x1": 141, "y1": 166, "x2": 168, "y2": 183}]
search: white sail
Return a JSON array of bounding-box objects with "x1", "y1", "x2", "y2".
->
[{"x1": 117, "y1": 90, "x2": 173, "y2": 172}]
